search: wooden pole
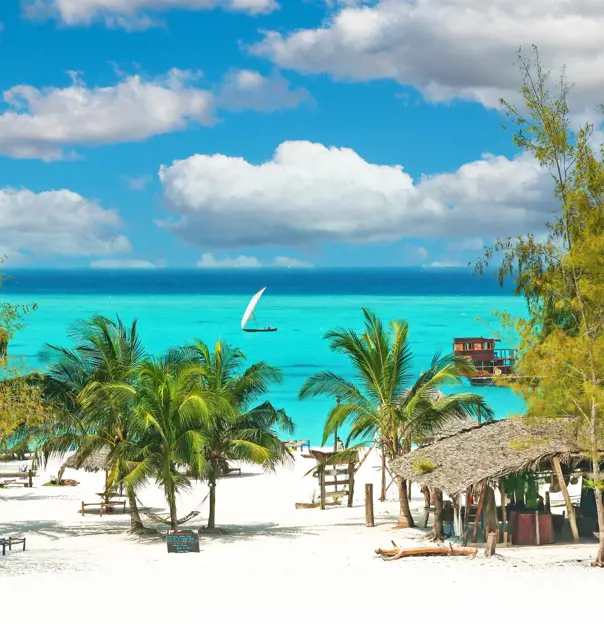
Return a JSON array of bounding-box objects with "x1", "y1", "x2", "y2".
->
[
  {"x1": 380, "y1": 445, "x2": 387, "y2": 502},
  {"x1": 319, "y1": 466, "x2": 326, "y2": 511},
  {"x1": 472, "y1": 480, "x2": 488, "y2": 543},
  {"x1": 552, "y1": 456, "x2": 579, "y2": 542},
  {"x1": 422, "y1": 486, "x2": 431, "y2": 528},
  {"x1": 535, "y1": 510, "x2": 540, "y2": 546},
  {"x1": 28, "y1": 470, "x2": 32, "y2": 488},
  {"x1": 463, "y1": 487, "x2": 472, "y2": 546},
  {"x1": 365, "y1": 483, "x2": 375, "y2": 527},
  {"x1": 545, "y1": 490, "x2": 551, "y2": 513},
  {"x1": 408, "y1": 480, "x2": 412, "y2": 502},
  {"x1": 499, "y1": 480, "x2": 508, "y2": 545}
]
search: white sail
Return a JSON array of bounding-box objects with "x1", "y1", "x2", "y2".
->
[{"x1": 241, "y1": 287, "x2": 267, "y2": 329}]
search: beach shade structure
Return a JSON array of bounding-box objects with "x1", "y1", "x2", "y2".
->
[
  {"x1": 390, "y1": 417, "x2": 599, "y2": 546},
  {"x1": 56, "y1": 446, "x2": 111, "y2": 490}
]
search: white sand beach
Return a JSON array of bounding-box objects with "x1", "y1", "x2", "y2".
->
[{"x1": 0, "y1": 449, "x2": 600, "y2": 619}]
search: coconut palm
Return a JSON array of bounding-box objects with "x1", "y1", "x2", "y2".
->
[
  {"x1": 126, "y1": 357, "x2": 213, "y2": 530},
  {"x1": 299, "y1": 308, "x2": 492, "y2": 528},
  {"x1": 38, "y1": 315, "x2": 147, "y2": 531},
  {"x1": 178, "y1": 339, "x2": 293, "y2": 531}
]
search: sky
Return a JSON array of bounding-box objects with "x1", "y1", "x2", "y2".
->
[{"x1": 0, "y1": 0, "x2": 602, "y2": 269}]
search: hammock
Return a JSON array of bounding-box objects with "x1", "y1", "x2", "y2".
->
[{"x1": 136, "y1": 492, "x2": 209, "y2": 526}]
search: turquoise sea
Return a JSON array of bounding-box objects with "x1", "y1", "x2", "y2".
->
[{"x1": 2, "y1": 268, "x2": 527, "y2": 443}]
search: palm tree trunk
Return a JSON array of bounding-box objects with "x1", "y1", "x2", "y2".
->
[
  {"x1": 127, "y1": 487, "x2": 144, "y2": 532},
  {"x1": 380, "y1": 445, "x2": 387, "y2": 502},
  {"x1": 208, "y1": 478, "x2": 217, "y2": 530},
  {"x1": 167, "y1": 484, "x2": 178, "y2": 532},
  {"x1": 397, "y1": 475, "x2": 415, "y2": 528}
]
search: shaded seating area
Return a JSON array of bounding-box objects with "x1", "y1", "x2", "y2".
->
[{"x1": 391, "y1": 417, "x2": 602, "y2": 547}]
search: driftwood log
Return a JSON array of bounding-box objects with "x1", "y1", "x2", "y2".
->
[{"x1": 376, "y1": 541, "x2": 478, "y2": 561}]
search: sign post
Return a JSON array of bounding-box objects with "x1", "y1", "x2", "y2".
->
[{"x1": 166, "y1": 530, "x2": 200, "y2": 554}]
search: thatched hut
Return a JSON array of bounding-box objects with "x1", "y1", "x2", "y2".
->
[
  {"x1": 391, "y1": 417, "x2": 593, "y2": 546},
  {"x1": 57, "y1": 446, "x2": 111, "y2": 485}
]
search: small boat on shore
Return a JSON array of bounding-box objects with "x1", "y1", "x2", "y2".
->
[
  {"x1": 241, "y1": 287, "x2": 277, "y2": 333},
  {"x1": 453, "y1": 337, "x2": 517, "y2": 386}
]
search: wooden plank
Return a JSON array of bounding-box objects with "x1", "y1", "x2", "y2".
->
[
  {"x1": 552, "y1": 456, "x2": 579, "y2": 543},
  {"x1": 324, "y1": 480, "x2": 350, "y2": 487},
  {"x1": 365, "y1": 483, "x2": 374, "y2": 527}
]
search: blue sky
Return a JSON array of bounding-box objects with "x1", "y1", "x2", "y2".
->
[{"x1": 0, "y1": 1, "x2": 599, "y2": 268}]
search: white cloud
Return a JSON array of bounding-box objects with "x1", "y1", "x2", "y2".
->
[
  {"x1": 0, "y1": 188, "x2": 131, "y2": 257},
  {"x1": 123, "y1": 175, "x2": 152, "y2": 191},
  {"x1": 217, "y1": 70, "x2": 312, "y2": 112},
  {"x1": 158, "y1": 140, "x2": 553, "y2": 248},
  {"x1": 25, "y1": 0, "x2": 277, "y2": 28},
  {"x1": 90, "y1": 258, "x2": 160, "y2": 269},
  {"x1": 196, "y1": 252, "x2": 312, "y2": 268},
  {"x1": 0, "y1": 69, "x2": 214, "y2": 160},
  {"x1": 253, "y1": 0, "x2": 604, "y2": 110}
]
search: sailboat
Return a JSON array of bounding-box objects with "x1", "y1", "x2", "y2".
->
[{"x1": 241, "y1": 287, "x2": 277, "y2": 333}]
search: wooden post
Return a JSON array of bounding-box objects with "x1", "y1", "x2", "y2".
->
[
  {"x1": 81, "y1": 501, "x2": 85, "y2": 517},
  {"x1": 365, "y1": 483, "x2": 375, "y2": 527},
  {"x1": 319, "y1": 466, "x2": 326, "y2": 511},
  {"x1": 28, "y1": 470, "x2": 33, "y2": 488},
  {"x1": 463, "y1": 487, "x2": 472, "y2": 546},
  {"x1": 499, "y1": 480, "x2": 508, "y2": 545},
  {"x1": 408, "y1": 480, "x2": 412, "y2": 502},
  {"x1": 485, "y1": 531, "x2": 497, "y2": 557},
  {"x1": 348, "y1": 462, "x2": 355, "y2": 508},
  {"x1": 544, "y1": 490, "x2": 551, "y2": 513},
  {"x1": 472, "y1": 480, "x2": 488, "y2": 543},
  {"x1": 552, "y1": 456, "x2": 579, "y2": 542},
  {"x1": 535, "y1": 510, "x2": 540, "y2": 546}
]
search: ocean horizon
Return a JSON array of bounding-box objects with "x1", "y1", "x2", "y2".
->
[{"x1": 1, "y1": 267, "x2": 526, "y2": 443}]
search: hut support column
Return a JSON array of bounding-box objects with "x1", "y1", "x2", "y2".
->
[
  {"x1": 463, "y1": 487, "x2": 472, "y2": 546},
  {"x1": 552, "y1": 456, "x2": 579, "y2": 543},
  {"x1": 472, "y1": 480, "x2": 488, "y2": 543},
  {"x1": 453, "y1": 495, "x2": 462, "y2": 537},
  {"x1": 499, "y1": 480, "x2": 508, "y2": 545}
]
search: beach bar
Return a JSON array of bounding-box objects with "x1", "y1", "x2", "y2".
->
[{"x1": 391, "y1": 417, "x2": 602, "y2": 547}]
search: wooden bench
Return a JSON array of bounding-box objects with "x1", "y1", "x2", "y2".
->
[
  {"x1": 80, "y1": 500, "x2": 127, "y2": 516},
  {"x1": 1, "y1": 537, "x2": 26, "y2": 556},
  {"x1": 222, "y1": 467, "x2": 241, "y2": 476},
  {"x1": 0, "y1": 471, "x2": 34, "y2": 487}
]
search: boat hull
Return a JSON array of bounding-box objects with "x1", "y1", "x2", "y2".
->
[{"x1": 242, "y1": 328, "x2": 278, "y2": 333}]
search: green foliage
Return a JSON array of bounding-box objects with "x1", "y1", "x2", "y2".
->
[
  {"x1": 412, "y1": 457, "x2": 436, "y2": 475},
  {"x1": 477, "y1": 47, "x2": 604, "y2": 562}
]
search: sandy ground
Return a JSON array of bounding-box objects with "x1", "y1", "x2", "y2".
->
[{"x1": 1, "y1": 450, "x2": 601, "y2": 620}]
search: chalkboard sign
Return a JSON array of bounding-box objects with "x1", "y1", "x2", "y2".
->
[{"x1": 167, "y1": 530, "x2": 200, "y2": 554}]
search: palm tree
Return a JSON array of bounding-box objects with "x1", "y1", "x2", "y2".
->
[
  {"x1": 299, "y1": 308, "x2": 492, "y2": 528},
  {"x1": 38, "y1": 315, "x2": 147, "y2": 531},
  {"x1": 178, "y1": 339, "x2": 293, "y2": 531},
  {"x1": 127, "y1": 357, "x2": 212, "y2": 531}
]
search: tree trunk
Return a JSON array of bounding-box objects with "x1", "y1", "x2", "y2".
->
[
  {"x1": 380, "y1": 445, "x2": 387, "y2": 502},
  {"x1": 431, "y1": 488, "x2": 444, "y2": 541},
  {"x1": 127, "y1": 487, "x2": 144, "y2": 533},
  {"x1": 207, "y1": 478, "x2": 217, "y2": 530},
  {"x1": 167, "y1": 485, "x2": 178, "y2": 532},
  {"x1": 422, "y1": 486, "x2": 431, "y2": 528},
  {"x1": 592, "y1": 456, "x2": 604, "y2": 567},
  {"x1": 396, "y1": 475, "x2": 415, "y2": 528}
]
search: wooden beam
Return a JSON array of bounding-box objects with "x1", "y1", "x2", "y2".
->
[
  {"x1": 499, "y1": 480, "x2": 508, "y2": 545},
  {"x1": 347, "y1": 462, "x2": 355, "y2": 508},
  {"x1": 551, "y1": 456, "x2": 579, "y2": 543},
  {"x1": 472, "y1": 480, "x2": 488, "y2": 543},
  {"x1": 365, "y1": 483, "x2": 375, "y2": 527},
  {"x1": 319, "y1": 466, "x2": 326, "y2": 511}
]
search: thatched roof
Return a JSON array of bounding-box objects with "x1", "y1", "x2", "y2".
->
[
  {"x1": 62, "y1": 446, "x2": 111, "y2": 472},
  {"x1": 391, "y1": 417, "x2": 581, "y2": 495}
]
